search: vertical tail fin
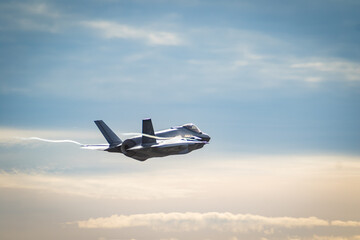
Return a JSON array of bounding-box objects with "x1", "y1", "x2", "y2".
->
[
  {"x1": 94, "y1": 120, "x2": 122, "y2": 147},
  {"x1": 142, "y1": 118, "x2": 156, "y2": 145}
]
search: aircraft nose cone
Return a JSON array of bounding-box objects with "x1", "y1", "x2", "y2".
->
[{"x1": 201, "y1": 135, "x2": 211, "y2": 142}]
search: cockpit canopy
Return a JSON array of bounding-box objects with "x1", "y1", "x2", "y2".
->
[{"x1": 182, "y1": 123, "x2": 202, "y2": 134}]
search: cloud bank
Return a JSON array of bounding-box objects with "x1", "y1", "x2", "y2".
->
[
  {"x1": 73, "y1": 212, "x2": 360, "y2": 232},
  {"x1": 0, "y1": 171, "x2": 198, "y2": 200},
  {"x1": 1, "y1": 154, "x2": 360, "y2": 201}
]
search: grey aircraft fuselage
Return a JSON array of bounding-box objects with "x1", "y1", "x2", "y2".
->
[{"x1": 93, "y1": 119, "x2": 210, "y2": 161}]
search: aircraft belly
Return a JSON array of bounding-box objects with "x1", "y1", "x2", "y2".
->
[{"x1": 127, "y1": 142, "x2": 205, "y2": 161}]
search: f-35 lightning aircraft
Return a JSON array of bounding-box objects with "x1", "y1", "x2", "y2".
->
[{"x1": 89, "y1": 119, "x2": 210, "y2": 161}]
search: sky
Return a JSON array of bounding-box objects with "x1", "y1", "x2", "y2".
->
[{"x1": 0, "y1": 0, "x2": 360, "y2": 239}]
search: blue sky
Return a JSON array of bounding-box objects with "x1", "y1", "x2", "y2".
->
[
  {"x1": 1, "y1": 1, "x2": 360, "y2": 240},
  {"x1": 1, "y1": 0, "x2": 360, "y2": 155}
]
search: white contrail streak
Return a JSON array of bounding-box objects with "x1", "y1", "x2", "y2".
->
[
  {"x1": 19, "y1": 137, "x2": 84, "y2": 145},
  {"x1": 19, "y1": 137, "x2": 108, "y2": 151}
]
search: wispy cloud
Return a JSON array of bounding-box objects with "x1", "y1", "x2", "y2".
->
[
  {"x1": 0, "y1": 2, "x2": 63, "y2": 33},
  {"x1": 183, "y1": 27, "x2": 360, "y2": 88},
  {"x1": 15, "y1": 2, "x2": 60, "y2": 18},
  {"x1": 0, "y1": 171, "x2": 198, "y2": 200},
  {"x1": 0, "y1": 2, "x2": 183, "y2": 46},
  {"x1": 2, "y1": 3, "x2": 358, "y2": 102},
  {"x1": 81, "y1": 20, "x2": 183, "y2": 46},
  {"x1": 331, "y1": 221, "x2": 360, "y2": 227},
  {"x1": 291, "y1": 60, "x2": 360, "y2": 82}
]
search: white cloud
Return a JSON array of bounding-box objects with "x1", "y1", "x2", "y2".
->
[
  {"x1": 15, "y1": 18, "x2": 59, "y2": 33},
  {"x1": 304, "y1": 77, "x2": 323, "y2": 82},
  {"x1": 0, "y1": 171, "x2": 198, "y2": 200},
  {"x1": 0, "y1": 2, "x2": 63, "y2": 33},
  {"x1": 291, "y1": 60, "x2": 360, "y2": 81},
  {"x1": 184, "y1": 28, "x2": 360, "y2": 89},
  {"x1": 73, "y1": 212, "x2": 332, "y2": 232},
  {"x1": 82, "y1": 20, "x2": 182, "y2": 46},
  {"x1": 313, "y1": 235, "x2": 360, "y2": 240},
  {"x1": 16, "y1": 2, "x2": 60, "y2": 18},
  {"x1": 1, "y1": 154, "x2": 360, "y2": 201},
  {"x1": 1, "y1": 154, "x2": 360, "y2": 239},
  {"x1": 183, "y1": 42, "x2": 360, "y2": 92},
  {"x1": 331, "y1": 221, "x2": 360, "y2": 227},
  {"x1": 0, "y1": 2, "x2": 182, "y2": 46}
]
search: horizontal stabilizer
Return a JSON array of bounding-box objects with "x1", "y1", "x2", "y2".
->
[
  {"x1": 94, "y1": 120, "x2": 122, "y2": 147},
  {"x1": 142, "y1": 118, "x2": 156, "y2": 145}
]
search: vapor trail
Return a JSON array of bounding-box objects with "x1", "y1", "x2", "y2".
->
[
  {"x1": 19, "y1": 137, "x2": 84, "y2": 145},
  {"x1": 19, "y1": 137, "x2": 109, "y2": 151}
]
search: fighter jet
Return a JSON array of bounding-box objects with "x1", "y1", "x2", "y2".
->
[{"x1": 88, "y1": 119, "x2": 211, "y2": 161}]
